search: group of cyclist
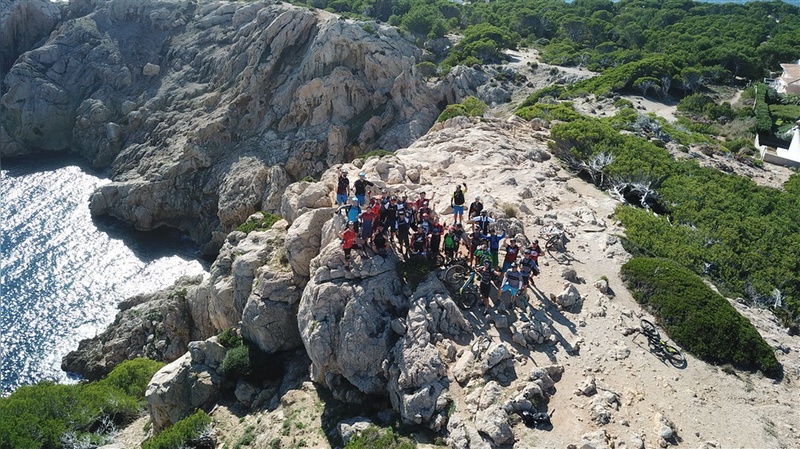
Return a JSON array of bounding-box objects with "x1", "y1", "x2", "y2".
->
[{"x1": 336, "y1": 169, "x2": 545, "y2": 313}]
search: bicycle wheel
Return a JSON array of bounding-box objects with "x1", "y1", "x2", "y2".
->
[
  {"x1": 663, "y1": 343, "x2": 686, "y2": 368},
  {"x1": 445, "y1": 265, "x2": 468, "y2": 285},
  {"x1": 640, "y1": 319, "x2": 659, "y2": 340},
  {"x1": 434, "y1": 253, "x2": 445, "y2": 267},
  {"x1": 545, "y1": 233, "x2": 560, "y2": 251}
]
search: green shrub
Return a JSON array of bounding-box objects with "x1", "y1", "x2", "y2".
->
[
  {"x1": 437, "y1": 96, "x2": 487, "y2": 122},
  {"x1": 614, "y1": 98, "x2": 634, "y2": 109},
  {"x1": 0, "y1": 359, "x2": 163, "y2": 449},
  {"x1": 301, "y1": 175, "x2": 317, "y2": 182},
  {"x1": 400, "y1": 257, "x2": 430, "y2": 290},
  {"x1": 100, "y1": 357, "x2": 164, "y2": 398},
  {"x1": 218, "y1": 328, "x2": 243, "y2": 349},
  {"x1": 141, "y1": 410, "x2": 212, "y2": 449},
  {"x1": 344, "y1": 425, "x2": 415, "y2": 449},
  {"x1": 518, "y1": 85, "x2": 565, "y2": 109},
  {"x1": 754, "y1": 83, "x2": 773, "y2": 133},
  {"x1": 236, "y1": 212, "x2": 281, "y2": 234},
  {"x1": 220, "y1": 344, "x2": 253, "y2": 379},
  {"x1": 515, "y1": 102, "x2": 581, "y2": 122},
  {"x1": 621, "y1": 258, "x2": 781, "y2": 378}
]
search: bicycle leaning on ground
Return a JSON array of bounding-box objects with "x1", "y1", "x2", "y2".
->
[
  {"x1": 638, "y1": 318, "x2": 687, "y2": 368},
  {"x1": 539, "y1": 224, "x2": 575, "y2": 264},
  {"x1": 442, "y1": 263, "x2": 480, "y2": 309}
]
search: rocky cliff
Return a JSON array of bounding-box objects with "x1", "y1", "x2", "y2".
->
[{"x1": 1, "y1": 0, "x2": 449, "y2": 253}]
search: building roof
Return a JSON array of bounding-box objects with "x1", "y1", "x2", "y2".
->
[{"x1": 780, "y1": 63, "x2": 800, "y2": 84}]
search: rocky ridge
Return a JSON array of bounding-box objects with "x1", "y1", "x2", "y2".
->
[
  {"x1": 82, "y1": 116, "x2": 800, "y2": 449},
  {"x1": 0, "y1": 0, "x2": 462, "y2": 253}
]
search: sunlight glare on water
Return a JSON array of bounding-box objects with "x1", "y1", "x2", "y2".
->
[{"x1": 0, "y1": 155, "x2": 207, "y2": 395}]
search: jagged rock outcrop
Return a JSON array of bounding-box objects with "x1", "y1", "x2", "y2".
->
[
  {"x1": 0, "y1": 0, "x2": 63, "y2": 82},
  {"x1": 188, "y1": 221, "x2": 306, "y2": 354},
  {"x1": 1, "y1": 0, "x2": 447, "y2": 253},
  {"x1": 61, "y1": 275, "x2": 202, "y2": 380},
  {"x1": 146, "y1": 337, "x2": 227, "y2": 432}
]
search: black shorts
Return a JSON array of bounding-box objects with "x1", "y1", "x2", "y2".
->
[{"x1": 480, "y1": 282, "x2": 491, "y2": 298}]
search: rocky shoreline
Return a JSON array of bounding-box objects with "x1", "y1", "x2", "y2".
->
[{"x1": 4, "y1": 1, "x2": 800, "y2": 448}]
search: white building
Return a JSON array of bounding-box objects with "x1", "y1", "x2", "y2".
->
[
  {"x1": 758, "y1": 120, "x2": 800, "y2": 167},
  {"x1": 776, "y1": 62, "x2": 800, "y2": 95}
]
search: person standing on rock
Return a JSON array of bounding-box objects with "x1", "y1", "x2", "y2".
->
[
  {"x1": 336, "y1": 170, "x2": 350, "y2": 205},
  {"x1": 472, "y1": 209, "x2": 495, "y2": 235},
  {"x1": 520, "y1": 249, "x2": 540, "y2": 290},
  {"x1": 530, "y1": 239, "x2": 543, "y2": 265},
  {"x1": 339, "y1": 197, "x2": 362, "y2": 233},
  {"x1": 468, "y1": 195, "x2": 484, "y2": 220},
  {"x1": 396, "y1": 206, "x2": 414, "y2": 257},
  {"x1": 481, "y1": 227, "x2": 506, "y2": 270},
  {"x1": 451, "y1": 183, "x2": 468, "y2": 224},
  {"x1": 429, "y1": 217, "x2": 444, "y2": 264},
  {"x1": 443, "y1": 226, "x2": 457, "y2": 264},
  {"x1": 340, "y1": 222, "x2": 359, "y2": 270},
  {"x1": 502, "y1": 238, "x2": 521, "y2": 272},
  {"x1": 477, "y1": 260, "x2": 497, "y2": 308},
  {"x1": 353, "y1": 172, "x2": 374, "y2": 207},
  {"x1": 380, "y1": 196, "x2": 400, "y2": 244},
  {"x1": 497, "y1": 262, "x2": 525, "y2": 311},
  {"x1": 372, "y1": 224, "x2": 390, "y2": 258},
  {"x1": 360, "y1": 199, "x2": 379, "y2": 248}
]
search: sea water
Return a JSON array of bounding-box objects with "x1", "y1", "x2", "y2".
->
[{"x1": 0, "y1": 154, "x2": 207, "y2": 395}]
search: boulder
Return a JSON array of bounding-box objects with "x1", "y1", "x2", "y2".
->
[
  {"x1": 298, "y1": 240, "x2": 406, "y2": 397},
  {"x1": 61, "y1": 276, "x2": 201, "y2": 380},
  {"x1": 189, "y1": 228, "x2": 288, "y2": 339},
  {"x1": 554, "y1": 283, "x2": 582, "y2": 309},
  {"x1": 240, "y1": 268, "x2": 303, "y2": 354},
  {"x1": 338, "y1": 417, "x2": 373, "y2": 445},
  {"x1": 474, "y1": 405, "x2": 513, "y2": 446},
  {"x1": 286, "y1": 207, "x2": 335, "y2": 277},
  {"x1": 146, "y1": 339, "x2": 226, "y2": 432}
]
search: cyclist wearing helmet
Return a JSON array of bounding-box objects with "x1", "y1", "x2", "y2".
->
[
  {"x1": 520, "y1": 248, "x2": 540, "y2": 289},
  {"x1": 497, "y1": 262, "x2": 524, "y2": 309},
  {"x1": 502, "y1": 238, "x2": 521, "y2": 272},
  {"x1": 443, "y1": 226, "x2": 457, "y2": 263},
  {"x1": 429, "y1": 216, "x2": 444, "y2": 262},
  {"x1": 530, "y1": 239, "x2": 543, "y2": 264},
  {"x1": 477, "y1": 261, "x2": 497, "y2": 308},
  {"x1": 480, "y1": 227, "x2": 506, "y2": 270},
  {"x1": 471, "y1": 209, "x2": 495, "y2": 234},
  {"x1": 353, "y1": 172, "x2": 374, "y2": 206},
  {"x1": 468, "y1": 195, "x2": 483, "y2": 220},
  {"x1": 338, "y1": 197, "x2": 362, "y2": 233}
]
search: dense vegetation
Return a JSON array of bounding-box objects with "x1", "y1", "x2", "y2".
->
[
  {"x1": 344, "y1": 425, "x2": 416, "y2": 449},
  {"x1": 290, "y1": 0, "x2": 800, "y2": 87},
  {"x1": 544, "y1": 107, "x2": 800, "y2": 330},
  {"x1": 141, "y1": 410, "x2": 212, "y2": 449},
  {"x1": 621, "y1": 258, "x2": 781, "y2": 378},
  {"x1": 436, "y1": 96, "x2": 488, "y2": 122},
  {"x1": 235, "y1": 212, "x2": 281, "y2": 234},
  {"x1": 0, "y1": 358, "x2": 164, "y2": 449}
]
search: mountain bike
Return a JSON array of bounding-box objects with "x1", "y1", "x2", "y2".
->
[
  {"x1": 444, "y1": 261, "x2": 469, "y2": 285},
  {"x1": 453, "y1": 269, "x2": 480, "y2": 309},
  {"x1": 639, "y1": 319, "x2": 686, "y2": 368}
]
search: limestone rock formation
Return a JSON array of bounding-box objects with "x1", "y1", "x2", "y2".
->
[
  {"x1": 61, "y1": 275, "x2": 202, "y2": 380},
  {"x1": 1, "y1": 0, "x2": 444, "y2": 253},
  {"x1": 0, "y1": 0, "x2": 63, "y2": 80},
  {"x1": 146, "y1": 338, "x2": 226, "y2": 432}
]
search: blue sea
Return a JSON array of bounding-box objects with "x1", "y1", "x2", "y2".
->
[{"x1": 0, "y1": 154, "x2": 207, "y2": 396}]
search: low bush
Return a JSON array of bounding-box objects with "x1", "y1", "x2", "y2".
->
[
  {"x1": 515, "y1": 102, "x2": 581, "y2": 122},
  {"x1": 141, "y1": 410, "x2": 212, "y2": 449},
  {"x1": 400, "y1": 256, "x2": 431, "y2": 290},
  {"x1": 437, "y1": 96, "x2": 487, "y2": 122},
  {"x1": 220, "y1": 344, "x2": 253, "y2": 380},
  {"x1": 236, "y1": 212, "x2": 281, "y2": 234},
  {"x1": 344, "y1": 425, "x2": 415, "y2": 449},
  {"x1": 362, "y1": 149, "x2": 394, "y2": 160},
  {"x1": 621, "y1": 257, "x2": 781, "y2": 378},
  {"x1": 0, "y1": 358, "x2": 163, "y2": 449},
  {"x1": 218, "y1": 328, "x2": 242, "y2": 349}
]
